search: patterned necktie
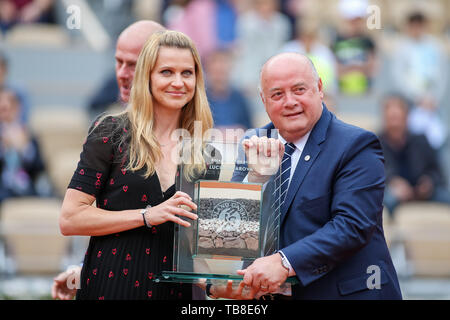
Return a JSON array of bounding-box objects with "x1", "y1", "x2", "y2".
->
[
  {"x1": 274, "y1": 142, "x2": 295, "y2": 212},
  {"x1": 265, "y1": 142, "x2": 296, "y2": 255},
  {"x1": 278, "y1": 142, "x2": 296, "y2": 206}
]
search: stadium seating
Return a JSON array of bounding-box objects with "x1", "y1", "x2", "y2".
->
[
  {"x1": 5, "y1": 23, "x2": 70, "y2": 48},
  {"x1": 0, "y1": 197, "x2": 69, "y2": 274},
  {"x1": 394, "y1": 203, "x2": 450, "y2": 277},
  {"x1": 29, "y1": 107, "x2": 88, "y2": 197}
]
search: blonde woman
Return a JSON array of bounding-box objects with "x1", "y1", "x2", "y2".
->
[{"x1": 60, "y1": 31, "x2": 217, "y2": 300}]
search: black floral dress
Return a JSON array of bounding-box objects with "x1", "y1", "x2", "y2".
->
[{"x1": 68, "y1": 115, "x2": 216, "y2": 300}]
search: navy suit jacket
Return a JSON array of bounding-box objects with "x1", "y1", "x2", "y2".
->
[{"x1": 233, "y1": 105, "x2": 402, "y2": 299}]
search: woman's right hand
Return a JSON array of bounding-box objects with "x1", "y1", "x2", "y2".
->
[{"x1": 144, "y1": 191, "x2": 198, "y2": 227}]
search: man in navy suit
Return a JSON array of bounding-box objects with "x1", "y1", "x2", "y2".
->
[{"x1": 232, "y1": 52, "x2": 402, "y2": 300}]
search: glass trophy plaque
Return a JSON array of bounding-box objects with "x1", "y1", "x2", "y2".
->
[
  {"x1": 194, "y1": 180, "x2": 262, "y2": 259},
  {"x1": 154, "y1": 138, "x2": 298, "y2": 285}
]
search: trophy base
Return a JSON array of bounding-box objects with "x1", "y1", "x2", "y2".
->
[
  {"x1": 154, "y1": 271, "x2": 299, "y2": 285},
  {"x1": 196, "y1": 248, "x2": 258, "y2": 258}
]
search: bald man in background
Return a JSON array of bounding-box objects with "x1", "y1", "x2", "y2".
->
[
  {"x1": 114, "y1": 20, "x2": 164, "y2": 103},
  {"x1": 52, "y1": 20, "x2": 165, "y2": 300}
]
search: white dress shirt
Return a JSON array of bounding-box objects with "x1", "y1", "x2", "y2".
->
[{"x1": 278, "y1": 132, "x2": 311, "y2": 190}]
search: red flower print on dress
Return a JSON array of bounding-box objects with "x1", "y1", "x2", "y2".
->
[
  {"x1": 163, "y1": 256, "x2": 167, "y2": 263},
  {"x1": 135, "y1": 281, "x2": 140, "y2": 287},
  {"x1": 123, "y1": 268, "x2": 128, "y2": 276},
  {"x1": 103, "y1": 199, "x2": 108, "y2": 206},
  {"x1": 108, "y1": 271, "x2": 114, "y2": 278},
  {"x1": 97, "y1": 251, "x2": 102, "y2": 258},
  {"x1": 79, "y1": 169, "x2": 85, "y2": 175},
  {"x1": 121, "y1": 168, "x2": 127, "y2": 175},
  {"x1": 123, "y1": 185, "x2": 128, "y2": 192},
  {"x1": 125, "y1": 253, "x2": 131, "y2": 261},
  {"x1": 152, "y1": 227, "x2": 157, "y2": 234},
  {"x1": 99, "y1": 296, "x2": 104, "y2": 300},
  {"x1": 96, "y1": 173, "x2": 102, "y2": 179},
  {"x1": 148, "y1": 272, "x2": 153, "y2": 280},
  {"x1": 93, "y1": 268, "x2": 97, "y2": 275},
  {"x1": 148, "y1": 291, "x2": 152, "y2": 298},
  {"x1": 110, "y1": 178, "x2": 114, "y2": 185},
  {"x1": 112, "y1": 248, "x2": 117, "y2": 255},
  {"x1": 145, "y1": 248, "x2": 150, "y2": 255},
  {"x1": 102, "y1": 137, "x2": 109, "y2": 143},
  {"x1": 141, "y1": 194, "x2": 147, "y2": 202},
  {"x1": 87, "y1": 278, "x2": 90, "y2": 285},
  {"x1": 95, "y1": 180, "x2": 101, "y2": 189}
]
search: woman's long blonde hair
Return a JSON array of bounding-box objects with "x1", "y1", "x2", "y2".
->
[{"x1": 96, "y1": 30, "x2": 213, "y2": 180}]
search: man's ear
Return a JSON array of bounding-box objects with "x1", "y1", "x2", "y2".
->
[
  {"x1": 259, "y1": 89, "x2": 265, "y2": 105},
  {"x1": 318, "y1": 78, "x2": 324, "y2": 100}
]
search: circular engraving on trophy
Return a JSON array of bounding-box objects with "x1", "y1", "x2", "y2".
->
[
  {"x1": 214, "y1": 200, "x2": 247, "y2": 233},
  {"x1": 196, "y1": 197, "x2": 260, "y2": 257}
]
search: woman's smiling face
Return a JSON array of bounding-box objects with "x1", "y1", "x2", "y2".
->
[{"x1": 150, "y1": 46, "x2": 196, "y2": 112}]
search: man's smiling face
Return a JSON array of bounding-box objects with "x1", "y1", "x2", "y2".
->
[{"x1": 260, "y1": 54, "x2": 324, "y2": 142}]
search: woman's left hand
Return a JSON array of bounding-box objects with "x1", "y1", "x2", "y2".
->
[
  {"x1": 144, "y1": 191, "x2": 198, "y2": 227},
  {"x1": 208, "y1": 280, "x2": 255, "y2": 300}
]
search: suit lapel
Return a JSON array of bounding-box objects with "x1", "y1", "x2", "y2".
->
[
  {"x1": 280, "y1": 105, "x2": 332, "y2": 223},
  {"x1": 280, "y1": 139, "x2": 321, "y2": 222}
]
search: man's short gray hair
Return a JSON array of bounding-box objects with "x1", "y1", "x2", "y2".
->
[{"x1": 258, "y1": 53, "x2": 320, "y2": 94}]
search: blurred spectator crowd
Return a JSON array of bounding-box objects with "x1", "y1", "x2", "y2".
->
[
  {"x1": 0, "y1": 0, "x2": 450, "y2": 289},
  {"x1": 0, "y1": 48, "x2": 53, "y2": 203}
]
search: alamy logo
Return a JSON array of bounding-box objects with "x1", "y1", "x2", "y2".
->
[
  {"x1": 66, "y1": 5, "x2": 81, "y2": 30},
  {"x1": 366, "y1": 265, "x2": 381, "y2": 290},
  {"x1": 66, "y1": 265, "x2": 81, "y2": 290},
  {"x1": 366, "y1": 5, "x2": 381, "y2": 30}
]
